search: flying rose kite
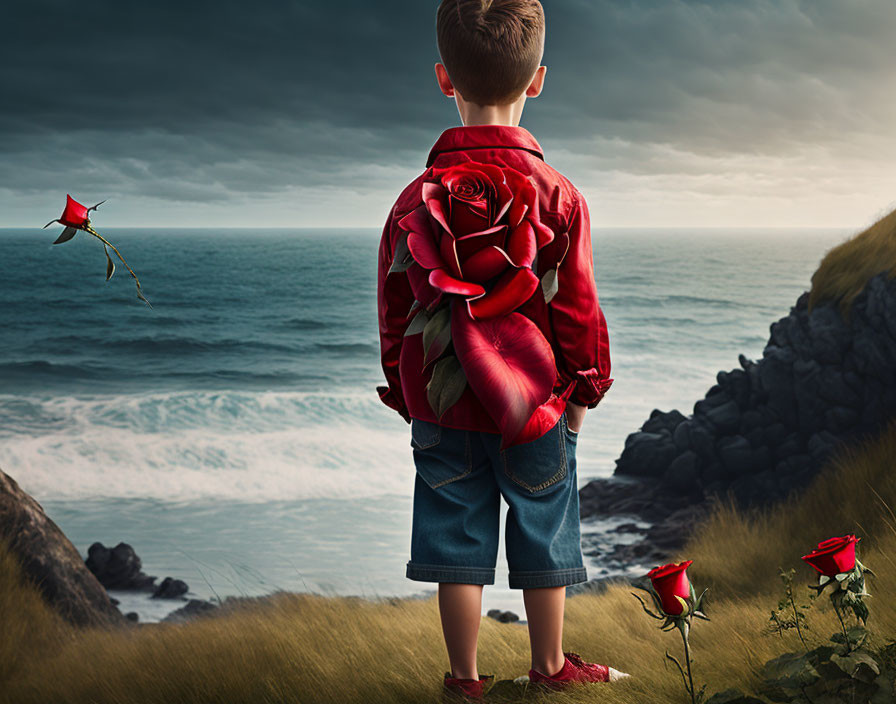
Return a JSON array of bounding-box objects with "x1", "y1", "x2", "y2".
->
[{"x1": 43, "y1": 194, "x2": 151, "y2": 308}]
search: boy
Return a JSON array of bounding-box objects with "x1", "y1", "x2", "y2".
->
[{"x1": 376, "y1": 0, "x2": 624, "y2": 699}]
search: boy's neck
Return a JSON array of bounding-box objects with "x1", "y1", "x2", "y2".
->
[{"x1": 456, "y1": 97, "x2": 526, "y2": 128}]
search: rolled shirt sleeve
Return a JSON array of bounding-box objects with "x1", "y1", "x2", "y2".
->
[
  {"x1": 376, "y1": 207, "x2": 413, "y2": 424},
  {"x1": 549, "y1": 192, "x2": 614, "y2": 409}
]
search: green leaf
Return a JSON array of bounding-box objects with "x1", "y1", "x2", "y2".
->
[
  {"x1": 425, "y1": 355, "x2": 467, "y2": 420},
  {"x1": 104, "y1": 245, "x2": 115, "y2": 281},
  {"x1": 389, "y1": 231, "x2": 413, "y2": 273},
  {"x1": 135, "y1": 285, "x2": 153, "y2": 309},
  {"x1": 404, "y1": 309, "x2": 430, "y2": 336},
  {"x1": 53, "y1": 226, "x2": 78, "y2": 244},
  {"x1": 422, "y1": 305, "x2": 451, "y2": 367},
  {"x1": 630, "y1": 592, "x2": 664, "y2": 621},
  {"x1": 541, "y1": 266, "x2": 558, "y2": 304}
]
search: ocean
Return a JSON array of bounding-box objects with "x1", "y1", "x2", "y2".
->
[{"x1": 0, "y1": 226, "x2": 850, "y2": 620}]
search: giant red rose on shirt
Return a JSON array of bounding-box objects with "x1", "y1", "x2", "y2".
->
[
  {"x1": 397, "y1": 161, "x2": 556, "y2": 319},
  {"x1": 396, "y1": 161, "x2": 571, "y2": 448}
]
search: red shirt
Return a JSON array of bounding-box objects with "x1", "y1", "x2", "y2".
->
[{"x1": 376, "y1": 124, "x2": 613, "y2": 434}]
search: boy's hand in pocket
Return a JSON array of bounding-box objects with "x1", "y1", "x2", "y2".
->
[{"x1": 566, "y1": 402, "x2": 586, "y2": 433}]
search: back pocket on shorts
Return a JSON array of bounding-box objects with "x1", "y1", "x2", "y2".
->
[
  {"x1": 410, "y1": 419, "x2": 472, "y2": 489},
  {"x1": 500, "y1": 417, "x2": 567, "y2": 493}
]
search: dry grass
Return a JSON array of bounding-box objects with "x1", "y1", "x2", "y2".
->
[
  {"x1": 3, "y1": 421, "x2": 896, "y2": 703},
  {"x1": 808, "y1": 205, "x2": 896, "y2": 320}
]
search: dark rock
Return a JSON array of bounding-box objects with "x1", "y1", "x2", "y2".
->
[
  {"x1": 642, "y1": 408, "x2": 687, "y2": 434},
  {"x1": 759, "y1": 651, "x2": 820, "y2": 701},
  {"x1": 566, "y1": 576, "x2": 631, "y2": 597},
  {"x1": 704, "y1": 400, "x2": 742, "y2": 433},
  {"x1": 774, "y1": 433, "x2": 803, "y2": 461},
  {"x1": 161, "y1": 598, "x2": 219, "y2": 624},
  {"x1": 705, "y1": 689, "x2": 766, "y2": 704},
  {"x1": 125, "y1": 612, "x2": 139, "y2": 622},
  {"x1": 86, "y1": 542, "x2": 157, "y2": 591},
  {"x1": 486, "y1": 609, "x2": 519, "y2": 623},
  {"x1": 611, "y1": 522, "x2": 648, "y2": 534},
  {"x1": 580, "y1": 268, "x2": 896, "y2": 571},
  {"x1": 763, "y1": 421, "x2": 789, "y2": 448},
  {"x1": 741, "y1": 409, "x2": 764, "y2": 431},
  {"x1": 615, "y1": 432, "x2": 678, "y2": 478},
  {"x1": 663, "y1": 451, "x2": 698, "y2": 492},
  {"x1": 825, "y1": 406, "x2": 860, "y2": 432},
  {"x1": 152, "y1": 576, "x2": 189, "y2": 599},
  {"x1": 672, "y1": 420, "x2": 691, "y2": 450},
  {"x1": 688, "y1": 421, "x2": 715, "y2": 457},
  {"x1": 0, "y1": 466, "x2": 125, "y2": 628},
  {"x1": 717, "y1": 435, "x2": 753, "y2": 476}
]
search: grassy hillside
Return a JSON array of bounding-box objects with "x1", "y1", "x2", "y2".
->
[
  {"x1": 2, "y1": 415, "x2": 894, "y2": 703},
  {"x1": 808, "y1": 206, "x2": 896, "y2": 319}
]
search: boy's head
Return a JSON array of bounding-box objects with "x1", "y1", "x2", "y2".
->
[{"x1": 435, "y1": 0, "x2": 546, "y2": 109}]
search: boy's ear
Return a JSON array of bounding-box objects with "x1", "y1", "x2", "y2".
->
[
  {"x1": 435, "y1": 62, "x2": 455, "y2": 97},
  {"x1": 525, "y1": 65, "x2": 547, "y2": 98}
]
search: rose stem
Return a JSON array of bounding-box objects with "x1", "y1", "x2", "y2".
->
[
  {"x1": 84, "y1": 225, "x2": 151, "y2": 305},
  {"x1": 680, "y1": 623, "x2": 696, "y2": 704},
  {"x1": 788, "y1": 586, "x2": 809, "y2": 652},
  {"x1": 832, "y1": 599, "x2": 851, "y2": 653}
]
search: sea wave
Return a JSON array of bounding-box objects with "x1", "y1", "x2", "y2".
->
[{"x1": 0, "y1": 390, "x2": 413, "y2": 503}]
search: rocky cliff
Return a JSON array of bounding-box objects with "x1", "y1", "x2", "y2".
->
[
  {"x1": 0, "y1": 466, "x2": 125, "y2": 628},
  {"x1": 580, "y1": 209, "x2": 896, "y2": 565}
]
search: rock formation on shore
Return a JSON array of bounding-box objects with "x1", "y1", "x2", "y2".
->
[
  {"x1": 579, "y1": 213, "x2": 896, "y2": 568},
  {"x1": 0, "y1": 466, "x2": 125, "y2": 627}
]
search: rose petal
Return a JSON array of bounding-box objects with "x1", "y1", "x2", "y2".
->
[
  {"x1": 503, "y1": 168, "x2": 536, "y2": 228},
  {"x1": 455, "y1": 224, "x2": 506, "y2": 240},
  {"x1": 407, "y1": 263, "x2": 440, "y2": 308},
  {"x1": 422, "y1": 182, "x2": 452, "y2": 234},
  {"x1": 460, "y1": 245, "x2": 513, "y2": 283},
  {"x1": 532, "y1": 219, "x2": 555, "y2": 248},
  {"x1": 449, "y1": 196, "x2": 490, "y2": 236},
  {"x1": 407, "y1": 231, "x2": 444, "y2": 270},
  {"x1": 397, "y1": 204, "x2": 432, "y2": 236},
  {"x1": 439, "y1": 233, "x2": 463, "y2": 278},
  {"x1": 429, "y1": 268, "x2": 485, "y2": 297},
  {"x1": 455, "y1": 226, "x2": 507, "y2": 266},
  {"x1": 506, "y1": 220, "x2": 537, "y2": 267},
  {"x1": 60, "y1": 194, "x2": 89, "y2": 228},
  {"x1": 451, "y1": 304, "x2": 556, "y2": 445},
  {"x1": 801, "y1": 536, "x2": 857, "y2": 576},
  {"x1": 647, "y1": 560, "x2": 693, "y2": 615},
  {"x1": 467, "y1": 267, "x2": 540, "y2": 320},
  {"x1": 502, "y1": 393, "x2": 566, "y2": 449}
]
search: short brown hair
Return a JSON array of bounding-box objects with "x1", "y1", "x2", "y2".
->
[{"x1": 436, "y1": 0, "x2": 545, "y2": 106}]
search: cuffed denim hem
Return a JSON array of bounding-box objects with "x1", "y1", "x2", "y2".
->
[
  {"x1": 406, "y1": 561, "x2": 496, "y2": 585},
  {"x1": 508, "y1": 566, "x2": 588, "y2": 589}
]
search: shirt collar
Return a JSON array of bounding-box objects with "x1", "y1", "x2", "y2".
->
[{"x1": 426, "y1": 125, "x2": 545, "y2": 167}]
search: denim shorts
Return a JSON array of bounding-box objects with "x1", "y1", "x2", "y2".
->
[{"x1": 406, "y1": 409, "x2": 587, "y2": 589}]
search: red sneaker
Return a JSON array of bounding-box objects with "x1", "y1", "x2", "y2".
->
[
  {"x1": 529, "y1": 651, "x2": 623, "y2": 691},
  {"x1": 442, "y1": 672, "x2": 495, "y2": 702}
]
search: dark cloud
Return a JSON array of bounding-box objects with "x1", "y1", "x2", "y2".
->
[{"x1": 1, "y1": 0, "x2": 894, "y2": 226}]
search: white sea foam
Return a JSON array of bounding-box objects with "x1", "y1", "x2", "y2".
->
[{"x1": 0, "y1": 391, "x2": 415, "y2": 502}]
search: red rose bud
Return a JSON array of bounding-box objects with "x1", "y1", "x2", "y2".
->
[
  {"x1": 60, "y1": 194, "x2": 90, "y2": 228},
  {"x1": 648, "y1": 560, "x2": 694, "y2": 616},
  {"x1": 801, "y1": 535, "x2": 859, "y2": 577}
]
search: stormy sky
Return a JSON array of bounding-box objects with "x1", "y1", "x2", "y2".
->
[{"x1": 2, "y1": 0, "x2": 895, "y2": 228}]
